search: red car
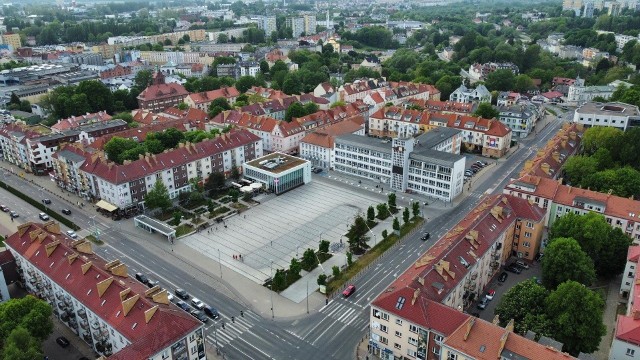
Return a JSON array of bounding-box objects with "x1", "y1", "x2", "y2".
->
[{"x1": 343, "y1": 284, "x2": 356, "y2": 297}]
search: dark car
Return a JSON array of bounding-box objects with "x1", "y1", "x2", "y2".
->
[
  {"x1": 312, "y1": 168, "x2": 323, "y2": 174},
  {"x1": 203, "y1": 305, "x2": 220, "y2": 319},
  {"x1": 38, "y1": 212, "x2": 50, "y2": 221},
  {"x1": 42, "y1": 198, "x2": 51, "y2": 204},
  {"x1": 175, "y1": 288, "x2": 189, "y2": 300},
  {"x1": 0, "y1": 205, "x2": 8, "y2": 212},
  {"x1": 421, "y1": 233, "x2": 430, "y2": 241},
  {"x1": 343, "y1": 284, "x2": 356, "y2": 297},
  {"x1": 498, "y1": 272, "x2": 508, "y2": 282},
  {"x1": 56, "y1": 336, "x2": 70, "y2": 347},
  {"x1": 506, "y1": 265, "x2": 522, "y2": 274},
  {"x1": 190, "y1": 310, "x2": 209, "y2": 323},
  {"x1": 9, "y1": 211, "x2": 18, "y2": 218},
  {"x1": 146, "y1": 279, "x2": 159, "y2": 288},
  {"x1": 62, "y1": 208, "x2": 72, "y2": 215},
  {"x1": 477, "y1": 298, "x2": 489, "y2": 310},
  {"x1": 135, "y1": 272, "x2": 149, "y2": 285},
  {"x1": 176, "y1": 300, "x2": 190, "y2": 311}
]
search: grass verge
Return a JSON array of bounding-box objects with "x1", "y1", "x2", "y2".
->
[
  {"x1": 85, "y1": 235, "x2": 104, "y2": 245},
  {"x1": 175, "y1": 224, "x2": 194, "y2": 238},
  {"x1": 326, "y1": 218, "x2": 424, "y2": 294}
]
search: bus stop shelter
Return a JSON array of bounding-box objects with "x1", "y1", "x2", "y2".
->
[{"x1": 134, "y1": 215, "x2": 176, "y2": 242}]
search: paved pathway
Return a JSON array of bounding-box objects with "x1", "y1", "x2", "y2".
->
[{"x1": 596, "y1": 274, "x2": 623, "y2": 360}]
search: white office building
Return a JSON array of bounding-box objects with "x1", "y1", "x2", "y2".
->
[
  {"x1": 573, "y1": 101, "x2": 640, "y2": 131},
  {"x1": 334, "y1": 128, "x2": 466, "y2": 202}
]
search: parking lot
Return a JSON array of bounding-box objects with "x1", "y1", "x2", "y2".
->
[
  {"x1": 475, "y1": 260, "x2": 542, "y2": 321},
  {"x1": 182, "y1": 180, "x2": 387, "y2": 284}
]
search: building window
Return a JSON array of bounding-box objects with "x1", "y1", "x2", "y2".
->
[
  {"x1": 407, "y1": 349, "x2": 417, "y2": 357},
  {"x1": 380, "y1": 336, "x2": 388, "y2": 345},
  {"x1": 409, "y1": 324, "x2": 418, "y2": 333},
  {"x1": 523, "y1": 241, "x2": 531, "y2": 248},
  {"x1": 447, "y1": 353, "x2": 458, "y2": 360},
  {"x1": 395, "y1": 319, "x2": 403, "y2": 326},
  {"x1": 395, "y1": 331, "x2": 402, "y2": 337},
  {"x1": 627, "y1": 348, "x2": 635, "y2": 356},
  {"x1": 526, "y1": 221, "x2": 533, "y2": 228},
  {"x1": 394, "y1": 343, "x2": 402, "y2": 350},
  {"x1": 380, "y1": 324, "x2": 388, "y2": 333},
  {"x1": 433, "y1": 347, "x2": 441, "y2": 355},
  {"x1": 408, "y1": 337, "x2": 418, "y2": 346},
  {"x1": 434, "y1": 335, "x2": 443, "y2": 343},
  {"x1": 524, "y1": 232, "x2": 532, "y2": 238}
]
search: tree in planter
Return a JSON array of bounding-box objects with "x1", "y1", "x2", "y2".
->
[
  {"x1": 376, "y1": 203, "x2": 389, "y2": 220},
  {"x1": 207, "y1": 200, "x2": 215, "y2": 213},
  {"x1": 302, "y1": 249, "x2": 316, "y2": 270},
  {"x1": 317, "y1": 273, "x2": 327, "y2": 286},
  {"x1": 346, "y1": 216, "x2": 370, "y2": 253},
  {"x1": 412, "y1": 201, "x2": 420, "y2": 218},
  {"x1": 145, "y1": 180, "x2": 172, "y2": 211},
  {"x1": 346, "y1": 252, "x2": 353, "y2": 267},
  {"x1": 242, "y1": 192, "x2": 252, "y2": 201},
  {"x1": 382, "y1": 229, "x2": 388, "y2": 239},
  {"x1": 205, "y1": 171, "x2": 226, "y2": 196},
  {"x1": 332, "y1": 265, "x2": 340, "y2": 278},
  {"x1": 231, "y1": 167, "x2": 241, "y2": 181},
  {"x1": 367, "y1": 206, "x2": 375, "y2": 222},
  {"x1": 403, "y1": 207, "x2": 410, "y2": 224},
  {"x1": 392, "y1": 218, "x2": 400, "y2": 232},
  {"x1": 388, "y1": 193, "x2": 397, "y2": 213},
  {"x1": 319, "y1": 240, "x2": 330, "y2": 254},
  {"x1": 172, "y1": 211, "x2": 182, "y2": 226},
  {"x1": 289, "y1": 258, "x2": 301, "y2": 278},
  {"x1": 229, "y1": 189, "x2": 240, "y2": 203},
  {"x1": 272, "y1": 269, "x2": 286, "y2": 291}
]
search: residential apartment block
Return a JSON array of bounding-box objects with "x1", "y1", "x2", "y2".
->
[
  {"x1": 573, "y1": 101, "x2": 640, "y2": 131},
  {"x1": 256, "y1": 16, "x2": 277, "y2": 36},
  {"x1": 407, "y1": 99, "x2": 476, "y2": 116},
  {"x1": 504, "y1": 174, "x2": 640, "y2": 244},
  {"x1": 137, "y1": 71, "x2": 189, "y2": 112},
  {"x1": 369, "y1": 107, "x2": 512, "y2": 158},
  {"x1": 77, "y1": 129, "x2": 262, "y2": 208},
  {"x1": 468, "y1": 62, "x2": 519, "y2": 82},
  {"x1": 183, "y1": 87, "x2": 240, "y2": 112},
  {"x1": 566, "y1": 77, "x2": 615, "y2": 105},
  {"x1": 286, "y1": 17, "x2": 306, "y2": 37},
  {"x1": 299, "y1": 117, "x2": 365, "y2": 169},
  {"x1": 6, "y1": 222, "x2": 206, "y2": 360},
  {"x1": 612, "y1": 246, "x2": 640, "y2": 360},
  {"x1": 497, "y1": 104, "x2": 541, "y2": 139},
  {"x1": 369, "y1": 195, "x2": 560, "y2": 360},
  {"x1": 209, "y1": 110, "x2": 304, "y2": 154},
  {"x1": 334, "y1": 128, "x2": 465, "y2": 202},
  {"x1": 449, "y1": 84, "x2": 492, "y2": 104}
]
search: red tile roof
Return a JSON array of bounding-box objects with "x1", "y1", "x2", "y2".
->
[
  {"x1": 629, "y1": 246, "x2": 640, "y2": 262},
  {"x1": 518, "y1": 123, "x2": 583, "y2": 178},
  {"x1": 185, "y1": 86, "x2": 240, "y2": 105},
  {"x1": 88, "y1": 118, "x2": 201, "y2": 150},
  {"x1": 5, "y1": 222, "x2": 202, "y2": 360},
  {"x1": 615, "y1": 261, "x2": 640, "y2": 346},
  {"x1": 541, "y1": 91, "x2": 564, "y2": 99},
  {"x1": 300, "y1": 118, "x2": 364, "y2": 148},
  {"x1": 409, "y1": 99, "x2": 475, "y2": 115},
  {"x1": 137, "y1": 83, "x2": 189, "y2": 102},
  {"x1": 52, "y1": 112, "x2": 113, "y2": 132},
  {"x1": 83, "y1": 129, "x2": 260, "y2": 184}
]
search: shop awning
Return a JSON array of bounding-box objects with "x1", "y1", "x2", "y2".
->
[{"x1": 96, "y1": 200, "x2": 118, "y2": 212}]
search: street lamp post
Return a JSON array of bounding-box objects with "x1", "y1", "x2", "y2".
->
[
  {"x1": 306, "y1": 279, "x2": 309, "y2": 314},
  {"x1": 218, "y1": 248, "x2": 223, "y2": 279},
  {"x1": 270, "y1": 260, "x2": 274, "y2": 319}
]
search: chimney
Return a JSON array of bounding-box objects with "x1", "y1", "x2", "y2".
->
[
  {"x1": 541, "y1": 163, "x2": 551, "y2": 174},
  {"x1": 633, "y1": 309, "x2": 640, "y2": 320},
  {"x1": 552, "y1": 151, "x2": 560, "y2": 162},
  {"x1": 463, "y1": 318, "x2": 475, "y2": 341}
]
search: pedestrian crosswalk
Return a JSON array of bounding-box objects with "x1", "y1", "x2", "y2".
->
[
  {"x1": 204, "y1": 311, "x2": 259, "y2": 347},
  {"x1": 318, "y1": 301, "x2": 368, "y2": 328}
]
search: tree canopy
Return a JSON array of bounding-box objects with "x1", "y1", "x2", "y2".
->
[
  {"x1": 144, "y1": 180, "x2": 172, "y2": 211},
  {"x1": 542, "y1": 237, "x2": 596, "y2": 289},
  {"x1": 0, "y1": 296, "x2": 53, "y2": 359},
  {"x1": 495, "y1": 279, "x2": 551, "y2": 337}
]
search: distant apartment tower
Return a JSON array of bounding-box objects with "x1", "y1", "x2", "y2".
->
[
  {"x1": 609, "y1": 1, "x2": 623, "y2": 15},
  {"x1": 286, "y1": 17, "x2": 306, "y2": 37},
  {"x1": 563, "y1": 0, "x2": 584, "y2": 10},
  {"x1": 304, "y1": 15, "x2": 317, "y2": 35},
  {"x1": 257, "y1": 16, "x2": 277, "y2": 37},
  {"x1": 1, "y1": 33, "x2": 21, "y2": 51},
  {"x1": 583, "y1": 1, "x2": 595, "y2": 17}
]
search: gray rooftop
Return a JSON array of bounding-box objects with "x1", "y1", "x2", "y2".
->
[
  {"x1": 57, "y1": 149, "x2": 87, "y2": 163},
  {"x1": 414, "y1": 127, "x2": 461, "y2": 149},
  {"x1": 538, "y1": 336, "x2": 563, "y2": 351},
  {"x1": 77, "y1": 119, "x2": 127, "y2": 133},
  {"x1": 409, "y1": 148, "x2": 464, "y2": 167},
  {"x1": 576, "y1": 101, "x2": 640, "y2": 116},
  {"x1": 335, "y1": 133, "x2": 392, "y2": 154}
]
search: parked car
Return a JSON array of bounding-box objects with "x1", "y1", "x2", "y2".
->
[
  {"x1": 65, "y1": 230, "x2": 77, "y2": 239},
  {"x1": 421, "y1": 233, "x2": 431, "y2": 241},
  {"x1": 190, "y1": 309, "x2": 209, "y2": 323},
  {"x1": 61, "y1": 208, "x2": 72, "y2": 215},
  {"x1": 175, "y1": 288, "x2": 189, "y2": 300},
  {"x1": 477, "y1": 298, "x2": 489, "y2": 309},
  {"x1": 312, "y1": 168, "x2": 323, "y2": 174},
  {"x1": 498, "y1": 272, "x2": 508, "y2": 282},
  {"x1": 485, "y1": 289, "x2": 496, "y2": 301},
  {"x1": 343, "y1": 284, "x2": 356, "y2": 297},
  {"x1": 515, "y1": 260, "x2": 529, "y2": 270},
  {"x1": 135, "y1": 273, "x2": 149, "y2": 285},
  {"x1": 167, "y1": 292, "x2": 175, "y2": 302},
  {"x1": 203, "y1": 305, "x2": 220, "y2": 319},
  {"x1": 146, "y1": 279, "x2": 159, "y2": 288},
  {"x1": 56, "y1": 336, "x2": 70, "y2": 347},
  {"x1": 9, "y1": 211, "x2": 18, "y2": 218},
  {"x1": 176, "y1": 300, "x2": 190, "y2": 311},
  {"x1": 191, "y1": 298, "x2": 205, "y2": 310},
  {"x1": 506, "y1": 265, "x2": 522, "y2": 274},
  {"x1": 42, "y1": 198, "x2": 51, "y2": 204},
  {"x1": 0, "y1": 205, "x2": 8, "y2": 212},
  {"x1": 38, "y1": 212, "x2": 50, "y2": 221}
]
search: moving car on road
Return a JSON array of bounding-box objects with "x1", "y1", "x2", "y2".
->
[
  {"x1": 62, "y1": 208, "x2": 72, "y2": 215},
  {"x1": 0, "y1": 205, "x2": 8, "y2": 212},
  {"x1": 38, "y1": 213, "x2": 49, "y2": 221},
  {"x1": 343, "y1": 284, "x2": 356, "y2": 298},
  {"x1": 9, "y1": 211, "x2": 18, "y2": 218},
  {"x1": 421, "y1": 233, "x2": 431, "y2": 241},
  {"x1": 42, "y1": 198, "x2": 51, "y2": 204}
]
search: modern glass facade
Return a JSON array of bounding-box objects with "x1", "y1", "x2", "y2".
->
[{"x1": 244, "y1": 166, "x2": 308, "y2": 195}]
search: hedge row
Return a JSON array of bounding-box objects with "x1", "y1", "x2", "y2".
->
[{"x1": 0, "y1": 181, "x2": 80, "y2": 231}]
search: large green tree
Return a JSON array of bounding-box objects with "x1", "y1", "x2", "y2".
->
[
  {"x1": 144, "y1": 180, "x2": 172, "y2": 211},
  {"x1": 0, "y1": 296, "x2": 53, "y2": 359},
  {"x1": 495, "y1": 279, "x2": 551, "y2": 336},
  {"x1": 472, "y1": 102, "x2": 499, "y2": 119},
  {"x1": 581, "y1": 126, "x2": 622, "y2": 155},
  {"x1": 484, "y1": 69, "x2": 516, "y2": 91},
  {"x1": 545, "y1": 281, "x2": 606, "y2": 355},
  {"x1": 542, "y1": 237, "x2": 596, "y2": 289}
]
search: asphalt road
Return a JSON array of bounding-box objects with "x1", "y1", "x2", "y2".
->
[{"x1": 0, "y1": 108, "x2": 568, "y2": 360}]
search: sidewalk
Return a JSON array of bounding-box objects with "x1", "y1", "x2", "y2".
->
[{"x1": 595, "y1": 274, "x2": 623, "y2": 360}]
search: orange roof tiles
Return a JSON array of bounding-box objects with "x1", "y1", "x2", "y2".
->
[{"x1": 185, "y1": 86, "x2": 240, "y2": 104}]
